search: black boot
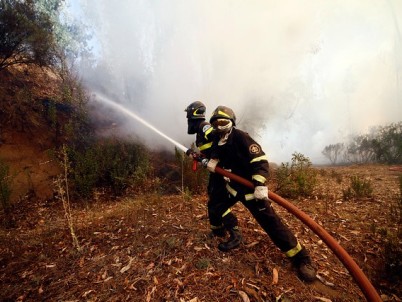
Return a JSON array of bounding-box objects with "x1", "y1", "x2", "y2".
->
[
  {"x1": 218, "y1": 228, "x2": 242, "y2": 252},
  {"x1": 291, "y1": 254, "x2": 317, "y2": 282},
  {"x1": 208, "y1": 227, "x2": 226, "y2": 238}
]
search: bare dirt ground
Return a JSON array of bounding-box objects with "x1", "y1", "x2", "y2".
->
[
  {"x1": 1, "y1": 66, "x2": 401, "y2": 301},
  {"x1": 0, "y1": 163, "x2": 401, "y2": 302}
]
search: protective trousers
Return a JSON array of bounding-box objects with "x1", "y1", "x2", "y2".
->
[
  {"x1": 242, "y1": 198, "x2": 304, "y2": 256},
  {"x1": 207, "y1": 174, "x2": 238, "y2": 231},
  {"x1": 215, "y1": 185, "x2": 308, "y2": 259}
]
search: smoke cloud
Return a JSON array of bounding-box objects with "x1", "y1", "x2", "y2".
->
[{"x1": 68, "y1": 0, "x2": 402, "y2": 164}]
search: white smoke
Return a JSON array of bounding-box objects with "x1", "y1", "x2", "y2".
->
[{"x1": 67, "y1": 0, "x2": 402, "y2": 164}]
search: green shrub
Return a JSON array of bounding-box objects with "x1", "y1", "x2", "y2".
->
[
  {"x1": 66, "y1": 138, "x2": 151, "y2": 198},
  {"x1": 379, "y1": 175, "x2": 402, "y2": 282},
  {"x1": 0, "y1": 158, "x2": 14, "y2": 227},
  {"x1": 67, "y1": 146, "x2": 99, "y2": 198},
  {"x1": 275, "y1": 152, "x2": 317, "y2": 198},
  {"x1": 342, "y1": 176, "x2": 373, "y2": 200}
]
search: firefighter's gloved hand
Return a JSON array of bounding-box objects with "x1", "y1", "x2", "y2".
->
[
  {"x1": 202, "y1": 158, "x2": 218, "y2": 173},
  {"x1": 186, "y1": 149, "x2": 195, "y2": 158},
  {"x1": 201, "y1": 158, "x2": 209, "y2": 167},
  {"x1": 223, "y1": 169, "x2": 232, "y2": 182},
  {"x1": 254, "y1": 186, "x2": 268, "y2": 201}
]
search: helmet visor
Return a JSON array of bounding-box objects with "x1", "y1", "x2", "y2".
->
[
  {"x1": 212, "y1": 119, "x2": 233, "y2": 133},
  {"x1": 211, "y1": 118, "x2": 230, "y2": 128}
]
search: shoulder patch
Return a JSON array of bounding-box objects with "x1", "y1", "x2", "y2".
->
[
  {"x1": 249, "y1": 144, "x2": 261, "y2": 154},
  {"x1": 202, "y1": 124, "x2": 212, "y2": 133}
]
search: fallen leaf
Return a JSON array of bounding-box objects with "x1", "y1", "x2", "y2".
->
[
  {"x1": 316, "y1": 274, "x2": 335, "y2": 287},
  {"x1": 82, "y1": 289, "x2": 94, "y2": 297},
  {"x1": 146, "y1": 262, "x2": 155, "y2": 270},
  {"x1": 174, "y1": 278, "x2": 184, "y2": 286},
  {"x1": 245, "y1": 241, "x2": 259, "y2": 248},
  {"x1": 272, "y1": 267, "x2": 279, "y2": 285},
  {"x1": 314, "y1": 296, "x2": 332, "y2": 302},
  {"x1": 102, "y1": 270, "x2": 108, "y2": 279},
  {"x1": 120, "y1": 257, "x2": 134, "y2": 273},
  {"x1": 238, "y1": 290, "x2": 250, "y2": 302}
]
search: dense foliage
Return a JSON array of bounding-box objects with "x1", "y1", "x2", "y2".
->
[
  {"x1": 0, "y1": 0, "x2": 57, "y2": 71},
  {"x1": 0, "y1": 0, "x2": 90, "y2": 72},
  {"x1": 66, "y1": 138, "x2": 151, "y2": 198}
]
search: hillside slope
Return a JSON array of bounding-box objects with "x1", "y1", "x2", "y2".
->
[{"x1": 0, "y1": 66, "x2": 64, "y2": 203}]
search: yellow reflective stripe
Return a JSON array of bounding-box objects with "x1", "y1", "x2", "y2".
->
[
  {"x1": 226, "y1": 184, "x2": 237, "y2": 197},
  {"x1": 285, "y1": 242, "x2": 302, "y2": 257},
  {"x1": 252, "y1": 175, "x2": 267, "y2": 183},
  {"x1": 211, "y1": 224, "x2": 223, "y2": 229},
  {"x1": 245, "y1": 194, "x2": 255, "y2": 201},
  {"x1": 222, "y1": 208, "x2": 231, "y2": 217},
  {"x1": 193, "y1": 108, "x2": 203, "y2": 117},
  {"x1": 218, "y1": 110, "x2": 231, "y2": 118},
  {"x1": 204, "y1": 127, "x2": 213, "y2": 140},
  {"x1": 199, "y1": 142, "x2": 212, "y2": 151},
  {"x1": 250, "y1": 155, "x2": 268, "y2": 163}
]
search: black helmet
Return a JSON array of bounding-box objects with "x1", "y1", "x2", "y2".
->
[
  {"x1": 209, "y1": 106, "x2": 236, "y2": 134},
  {"x1": 185, "y1": 101, "x2": 206, "y2": 120},
  {"x1": 210, "y1": 105, "x2": 236, "y2": 125}
]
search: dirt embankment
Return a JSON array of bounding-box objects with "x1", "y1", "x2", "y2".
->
[{"x1": 0, "y1": 66, "x2": 65, "y2": 203}]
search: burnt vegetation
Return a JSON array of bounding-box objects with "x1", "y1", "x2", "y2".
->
[
  {"x1": 322, "y1": 123, "x2": 402, "y2": 165},
  {"x1": 0, "y1": 1, "x2": 401, "y2": 301}
]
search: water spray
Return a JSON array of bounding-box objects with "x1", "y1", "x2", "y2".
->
[
  {"x1": 94, "y1": 94, "x2": 188, "y2": 153},
  {"x1": 94, "y1": 93, "x2": 381, "y2": 301}
]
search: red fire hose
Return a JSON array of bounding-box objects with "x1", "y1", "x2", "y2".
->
[{"x1": 214, "y1": 166, "x2": 382, "y2": 302}]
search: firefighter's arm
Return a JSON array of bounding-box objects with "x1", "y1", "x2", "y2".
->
[
  {"x1": 201, "y1": 134, "x2": 221, "y2": 172},
  {"x1": 240, "y1": 133, "x2": 270, "y2": 200},
  {"x1": 201, "y1": 158, "x2": 219, "y2": 172}
]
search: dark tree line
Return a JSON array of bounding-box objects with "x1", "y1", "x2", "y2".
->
[
  {"x1": 0, "y1": 0, "x2": 57, "y2": 71},
  {"x1": 322, "y1": 122, "x2": 402, "y2": 165},
  {"x1": 0, "y1": 0, "x2": 89, "y2": 72}
]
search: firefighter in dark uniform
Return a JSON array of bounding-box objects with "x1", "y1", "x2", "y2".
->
[
  {"x1": 205, "y1": 105, "x2": 317, "y2": 282},
  {"x1": 185, "y1": 101, "x2": 242, "y2": 248}
]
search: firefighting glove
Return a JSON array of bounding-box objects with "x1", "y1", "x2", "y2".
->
[
  {"x1": 254, "y1": 186, "x2": 268, "y2": 201},
  {"x1": 186, "y1": 148, "x2": 196, "y2": 158},
  {"x1": 223, "y1": 169, "x2": 231, "y2": 182},
  {"x1": 202, "y1": 158, "x2": 219, "y2": 173}
]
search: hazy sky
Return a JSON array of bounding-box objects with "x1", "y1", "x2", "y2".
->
[{"x1": 66, "y1": 0, "x2": 402, "y2": 164}]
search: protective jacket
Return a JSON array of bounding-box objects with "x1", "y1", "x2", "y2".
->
[
  {"x1": 195, "y1": 121, "x2": 215, "y2": 158},
  {"x1": 211, "y1": 128, "x2": 269, "y2": 196}
]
